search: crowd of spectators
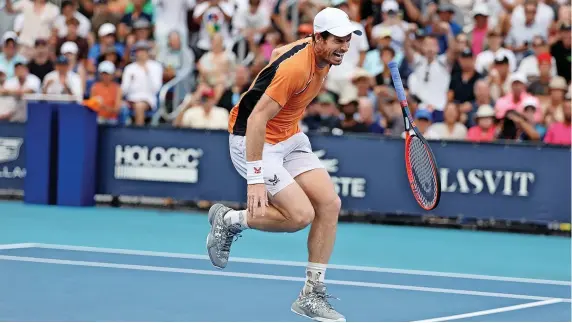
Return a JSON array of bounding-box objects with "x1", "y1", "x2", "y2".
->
[{"x1": 0, "y1": 0, "x2": 570, "y2": 146}]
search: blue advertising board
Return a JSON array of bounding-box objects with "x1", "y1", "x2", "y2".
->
[
  {"x1": 0, "y1": 121, "x2": 26, "y2": 190},
  {"x1": 95, "y1": 127, "x2": 571, "y2": 225}
]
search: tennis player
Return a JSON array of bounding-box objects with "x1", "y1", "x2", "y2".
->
[{"x1": 206, "y1": 7, "x2": 361, "y2": 322}]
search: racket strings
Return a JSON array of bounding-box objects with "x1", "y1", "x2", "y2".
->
[{"x1": 407, "y1": 137, "x2": 438, "y2": 208}]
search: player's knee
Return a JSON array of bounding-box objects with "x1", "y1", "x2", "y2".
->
[
  {"x1": 330, "y1": 195, "x2": 342, "y2": 216},
  {"x1": 290, "y1": 207, "x2": 315, "y2": 231}
]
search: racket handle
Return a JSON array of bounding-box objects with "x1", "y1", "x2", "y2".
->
[{"x1": 388, "y1": 61, "x2": 407, "y2": 105}]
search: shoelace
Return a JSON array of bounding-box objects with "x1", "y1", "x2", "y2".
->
[
  {"x1": 310, "y1": 284, "x2": 340, "y2": 311},
  {"x1": 221, "y1": 226, "x2": 242, "y2": 252}
]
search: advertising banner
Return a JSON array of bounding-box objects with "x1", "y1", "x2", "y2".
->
[
  {"x1": 0, "y1": 122, "x2": 26, "y2": 190},
  {"x1": 95, "y1": 127, "x2": 571, "y2": 224}
]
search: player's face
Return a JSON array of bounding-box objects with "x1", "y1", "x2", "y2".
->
[{"x1": 316, "y1": 34, "x2": 352, "y2": 66}]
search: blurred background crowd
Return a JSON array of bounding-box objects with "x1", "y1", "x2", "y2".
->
[{"x1": 0, "y1": 0, "x2": 570, "y2": 145}]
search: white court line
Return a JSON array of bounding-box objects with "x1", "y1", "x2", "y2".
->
[
  {"x1": 0, "y1": 254, "x2": 569, "y2": 303},
  {"x1": 31, "y1": 243, "x2": 572, "y2": 286},
  {"x1": 413, "y1": 298, "x2": 565, "y2": 322},
  {"x1": 0, "y1": 243, "x2": 37, "y2": 250}
]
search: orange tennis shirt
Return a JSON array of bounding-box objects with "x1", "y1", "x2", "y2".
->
[{"x1": 228, "y1": 38, "x2": 331, "y2": 145}]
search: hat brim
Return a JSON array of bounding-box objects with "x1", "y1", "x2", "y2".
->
[{"x1": 327, "y1": 24, "x2": 362, "y2": 37}]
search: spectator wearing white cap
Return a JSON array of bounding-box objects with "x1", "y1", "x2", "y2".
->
[
  {"x1": 60, "y1": 41, "x2": 87, "y2": 96},
  {"x1": 53, "y1": 0, "x2": 91, "y2": 39},
  {"x1": 0, "y1": 32, "x2": 27, "y2": 79},
  {"x1": 370, "y1": 0, "x2": 410, "y2": 52},
  {"x1": 88, "y1": 61, "x2": 123, "y2": 124},
  {"x1": 3, "y1": 0, "x2": 59, "y2": 59},
  {"x1": 466, "y1": 4, "x2": 489, "y2": 56},
  {"x1": 0, "y1": 62, "x2": 41, "y2": 122},
  {"x1": 494, "y1": 73, "x2": 542, "y2": 122},
  {"x1": 466, "y1": 104, "x2": 497, "y2": 142},
  {"x1": 55, "y1": 16, "x2": 89, "y2": 61},
  {"x1": 42, "y1": 55, "x2": 83, "y2": 102},
  {"x1": 325, "y1": 0, "x2": 368, "y2": 96},
  {"x1": 121, "y1": 40, "x2": 163, "y2": 126},
  {"x1": 474, "y1": 29, "x2": 517, "y2": 75},
  {"x1": 87, "y1": 23, "x2": 125, "y2": 75}
]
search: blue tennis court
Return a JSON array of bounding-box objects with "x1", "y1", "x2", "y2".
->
[{"x1": 0, "y1": 201, "x2": 570, "y2": 322}]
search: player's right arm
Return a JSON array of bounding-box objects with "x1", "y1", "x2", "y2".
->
[
  {"x1": 244, "y1": 60, "x2": 305, "y2": 218},
  {"x1": 244, "y1": 94, "x2": 281, "y2": 218}
]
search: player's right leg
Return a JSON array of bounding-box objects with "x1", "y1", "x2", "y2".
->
[{"x1": 206, "y1": 135, "x2": 316, "y2": 269}]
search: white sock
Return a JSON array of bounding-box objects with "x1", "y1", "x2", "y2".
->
[
  {"x1": 223, "y1": 210, "x2": 249, "y2": 230},
  {"x1": 302, "y1": 262, "x2": 327, "y2": 295}
]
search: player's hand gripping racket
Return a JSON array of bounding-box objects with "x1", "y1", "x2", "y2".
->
[{"x1": 388, "y1": 62, "x2": 441, "y2": 211}]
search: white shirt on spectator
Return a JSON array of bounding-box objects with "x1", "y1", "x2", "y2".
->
[
  {"x1": 407, "y1": 53, "x2": 451, "y2": 111},
  {"x1": 506, "y1": 21, "x2": 549, "y2": 50},
  {"x1": 511, "y1": 2, "x2": 554, "y2": 32},
  {"x1": 152, "y1": 0, "x2": 196, "y2": 41},
  {"x1": 425, "y1": 122, "x2": 468, "y2": 140},
  {"x1": 474, "y1": 48, "x2": 517, "y2": 74},
  {"x1": 11, "y1": 0, "x2": 59, "y2": 48},
  {"x1": 193, "y1": 1, "x2": 235, "y2": 51},
  {"x1": 328, "y1": 22, "x2": 369, "y2": 81},
  {"x1": 42, "y1": 70, "x2": 83, "y2": 102},
  {"x1": 517, "y1": 55, "x2": 558, "y2": 81},
  {"x1": 121, "y1": 60, "x2": 164, "y2": 110},
  {"x1": 53, "y1": 11, "x2": 91, "y2": 38},
  {"x1": 1, "y1": 74, "x2": 41, "y2": 122},
  {"x1": 181, "y1": 105, "x2": 229, "y2": 129},
  {"x1": 232, "y1": 4, "x2": 271, "y2": 44}
]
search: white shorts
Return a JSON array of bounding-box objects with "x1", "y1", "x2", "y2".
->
[{"x1": 229, "y1": 132, "x2": 325, "y2": 197}]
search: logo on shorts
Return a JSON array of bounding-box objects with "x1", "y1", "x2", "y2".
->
[
  {"x1": 267, "y1": 174, "x2": 280, "y2": 186},
  {"x1": 114, "y1": 145, "x2": 203, "y2": 183},
  {"x1": 254, "y1": 167, "x2": 261, "y2": 174}
]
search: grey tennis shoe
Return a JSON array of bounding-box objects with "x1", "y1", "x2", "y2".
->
[
  {"x1": 291, "y1": 282, "x2": 346, "y2": 322},
  {"x1": 206, "y1": 203, "x2": 243, "y2": 269}
]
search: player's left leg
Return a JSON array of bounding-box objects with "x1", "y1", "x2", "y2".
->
[{"x1": 282, "y1": 133, "x2": 345, "y2": 322}]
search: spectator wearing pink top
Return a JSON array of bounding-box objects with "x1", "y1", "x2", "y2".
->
[
  {"x1": 467, "y1": 104, "x2": 497, "y2": 142},
  {"x1": 544, "y1": 92, "x2": 571, "y2": 146},
  {"x1": 494, "y1": 73, "x2": 542, "y2": 122}
]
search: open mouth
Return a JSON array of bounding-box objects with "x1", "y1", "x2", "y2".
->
[{"x1": 333, "y1": 52, "x2": 344, "y2": 59}]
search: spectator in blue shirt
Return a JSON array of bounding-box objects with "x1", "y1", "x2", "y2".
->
[
  {"x1": 424, "y1": 4, "x2": 462, "y2": 54},
  {"x1": 87, "y1": 23, "x2": 125, "y2": 75},
  {"x1": 0, "y1": 32, "x2": 27, "y2": 79}
]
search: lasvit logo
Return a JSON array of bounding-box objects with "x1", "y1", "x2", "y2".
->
[
  {"x1": 314, "y1": 149, "x2": 366, "y2": 198},
  {"x1": 0, "y1": 137, "x2": 26, "y2": 179},
  {"x1": 114, "y1": 145, "x2": 203, "y2": 183}
]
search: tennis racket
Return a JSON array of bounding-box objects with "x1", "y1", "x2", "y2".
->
[{"x1": 388, "y1": 61, "x2": 441, "y2": 211}]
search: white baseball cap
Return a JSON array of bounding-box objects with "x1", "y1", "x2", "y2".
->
[
  {"x1": 98, "y1": 23, "x2": 116, "y2": 37},
  {"x1": 98, "y1": 60, "x2": 116, "y2": 74},
  {"x1": 313, "y1": 7, "x2": 362, "y2": 37},
  {"x1": 61, "y1": 41, "x2": 78, "y2": 55}
]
